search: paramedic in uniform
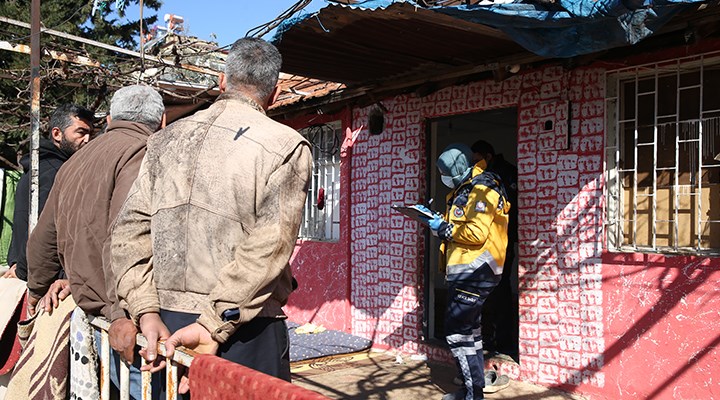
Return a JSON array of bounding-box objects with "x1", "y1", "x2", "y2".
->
[{"x1": 416, "y1": 143, "x2": 510, "y2": 400}]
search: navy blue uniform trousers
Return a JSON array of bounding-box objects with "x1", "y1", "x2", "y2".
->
[{"x1": 445, "y1": 282, "x2": 499, "y2": 400}]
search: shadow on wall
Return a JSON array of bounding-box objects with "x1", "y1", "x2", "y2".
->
[
  {"x1": 290, "y1": 240, "x2": 351, "y2": 330},
  {"x1": 519, "y1": 157, "x2": 719, "y2": 398},
  {"x1": 558, "y1": 253, "x2": 719, "y2": 399}
]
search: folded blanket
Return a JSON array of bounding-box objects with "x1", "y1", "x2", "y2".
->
[
  {"x1": 5, "y1": 295, "x2": 76, "y2": 400},
  {"x1": 69, "y1": 307, "x2": 99, "y2": 400}
]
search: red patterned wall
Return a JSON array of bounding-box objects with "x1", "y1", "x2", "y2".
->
[
  {"x1": 285, "y1": 61, "x2": 720, "y2": 399},
  {"x1": 284, "y1": 112, "x2": 352, "y2": 332}
]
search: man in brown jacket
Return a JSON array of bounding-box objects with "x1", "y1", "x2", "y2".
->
[
  {"x1": 111, "y1": 38, "x2": 312, "y2": 393},
  {"x1": 26, "y1": 85, "x2": 165, "y2": 398}
]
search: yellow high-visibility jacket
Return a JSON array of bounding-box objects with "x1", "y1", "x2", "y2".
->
[{"x1": 439, "y1": 161, "x2": 510, "y2": 286}]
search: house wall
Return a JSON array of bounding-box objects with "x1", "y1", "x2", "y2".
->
[
  {"x1": 284, "y1": 111, "x2": 353, "y2": 332},
  {"x1": 328, "y1": 62, "x2": 719, "y2": 400}
]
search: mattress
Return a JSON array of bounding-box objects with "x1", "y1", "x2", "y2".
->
[{"x1": 287, "y1": 321, "x2": 372, "y2": 362}]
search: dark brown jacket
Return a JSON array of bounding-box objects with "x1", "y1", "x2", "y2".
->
[
  {"x1": 112, "y1": 94, "x2": 312, "y2": 343},
  {"x1": 27, "y1": 120, "x2": 152, "y2": 320}
]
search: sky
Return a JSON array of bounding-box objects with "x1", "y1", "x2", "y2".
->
[{"x1": 119, "y1": 1, "x2": 327, "y2": 47}]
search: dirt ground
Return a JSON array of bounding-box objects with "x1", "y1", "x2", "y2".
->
[{"x1": 291, "y1": 351, "x2": 587, "y2": 400}]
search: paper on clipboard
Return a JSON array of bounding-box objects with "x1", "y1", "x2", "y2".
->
[{"x1": 391, "y1": 205, "x2": 440, "y2": 225}]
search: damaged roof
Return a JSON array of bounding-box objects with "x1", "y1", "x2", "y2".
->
[
  {"x1": 272, "y1": 0, "x2": 713, "y2": 86},
  {"x1": 273, "y1": 1, "x2": 529, "y2": 86}
]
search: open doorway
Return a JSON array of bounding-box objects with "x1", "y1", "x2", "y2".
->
[{"x1": 423, "y1": 107, "x2": 519, "y2": 359}]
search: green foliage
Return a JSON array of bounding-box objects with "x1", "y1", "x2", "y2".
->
[{"x1": 0, "y1": 0, "x2": 162, "y2": 156}]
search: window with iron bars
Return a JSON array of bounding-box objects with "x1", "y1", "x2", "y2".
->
[
  {"x1": 298, "y1": 122, "x2": 342, "y2": 241},
  {"x1": 605, "y1": 53, "x2": 720, "y2": 254}
]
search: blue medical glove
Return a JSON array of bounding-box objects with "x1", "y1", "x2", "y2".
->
[{"x1": 428, "y1": 215, "x2": 443, "y2": 232}]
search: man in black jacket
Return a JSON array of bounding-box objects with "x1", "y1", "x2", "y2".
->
[
  {"x1": 471, "y1": 140, "x2": 519, "y2": 359},
  {"x1": 2, "y1": 104, "x2": 94, "y2": 280}
]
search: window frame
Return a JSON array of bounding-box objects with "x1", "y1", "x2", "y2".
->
[
  {"x1": 297, "y1": 121, "x2": 343, "y2": 242},
  {"x1": 605, "y1": 52, "x2": 720, "y2": 255}
]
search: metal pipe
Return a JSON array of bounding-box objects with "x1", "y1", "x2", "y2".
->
[
  {"x1": 101, "y1": 330, "x2": 111, "y2": 400},
  {"x1": 141, "y1": 359, "x2": 152, "y2": 399},
  {"x1": 166, "y1": 361, "x2": 178, "y2": 400},
  {"x1": 120, "y1": 360, "x2": 130, "y2": 400},
  {"x1": 28, "y1": 0, "x2": 40, "y2": 232}
]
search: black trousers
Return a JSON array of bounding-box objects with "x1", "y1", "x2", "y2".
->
[
  {"x1": 158, "y1": 310, "x2": 291, "y2": 399},
  {"x1": 481, "y1": 244, "x2": 518, "y2": 357}
]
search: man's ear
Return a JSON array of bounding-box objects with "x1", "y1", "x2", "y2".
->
[
  {"x1": 50, "y1": 126, "x2": 63, "y2": 143},
  {"x1": 106, "y1": 115, "x2": 112, "y2": 125},
  {"x1": 218, "y1": 73, "x2": 227, "y2": 94}
]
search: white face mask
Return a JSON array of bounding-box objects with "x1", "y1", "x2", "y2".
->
[{"x1": 440, "y1": 167, "x2": 472, "y2": 189}]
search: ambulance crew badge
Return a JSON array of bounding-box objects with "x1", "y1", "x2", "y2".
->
[
  {"x1": 453, "y1": 207, "x2": 464, "y2": 218},
  {"x1": 475, "y1": 201, "x2": 487, "y2": 213}
]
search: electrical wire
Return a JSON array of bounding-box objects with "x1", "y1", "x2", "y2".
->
[
  {"x1": 245, "y1": 0, "x2": 312, "y2": 38},
  {"x1": 1, "y1": 6, "x2": 86, "y2": 45}
]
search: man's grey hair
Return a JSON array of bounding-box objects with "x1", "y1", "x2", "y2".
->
[
  {"x1": 109, "y1": 85, "x2": 165, "y2": 131},
  {"x1": 224, "y1": 38, "x2": 282, "y2": 101}
]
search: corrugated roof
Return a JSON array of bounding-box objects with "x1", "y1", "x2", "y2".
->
[
  {"x1": 273, "y1": 0, "x2": 715, "y2": 88},
  {"x1": 274, "y1": 2, "x2": 529, "y2": 85}
]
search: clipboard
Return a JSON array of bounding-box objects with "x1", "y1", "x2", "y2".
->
[{"x1": 391, "y1": 205, "x2": 440, "y2": 225}]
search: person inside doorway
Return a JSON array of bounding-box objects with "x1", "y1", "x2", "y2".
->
[
  {"x1": 416, "y1": 143, "x2": 511, "y2": 400},
  {"x1": 471, "y1": 140, "x2": 519, "y2": 359}
]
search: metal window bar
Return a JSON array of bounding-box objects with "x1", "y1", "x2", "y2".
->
[
  {"x1": 632, "y1": 72, "x2": 639, "y2": 249},
  {"x1": 606, "y1": 51, "x2": 720, "y2": 254},
  {"x1": 607, "y1": 75, "x2": 623, "y2": 249},
  {"x1": 652, "y1": 71, "x2": 659, "y2": 249},
  {"x1": 86, "y1": 316, "x2": 196, "y2": 400},
  {"x1": 697, "y1": 57, "x2": 704, "y2": 251},
  {"x1": 613, "y1": 86, "x2": 622, "y2": 249},
  {"x1": 299, "y1": 123, "x2": 342, "y2": 241},
  {"x1": 674, "y1": 60, "x2": 681, "y2": 250}
]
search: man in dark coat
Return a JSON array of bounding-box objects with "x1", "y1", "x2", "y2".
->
[
  {"x1": 27, "y1": 85, "x2": 165, "y2": 399},
  {"x1": 2, "y1": 104, "x2": 94, "y2": 280},
  {"x1": 471, "y1": 140, "x2": 519, "y2": 359}
]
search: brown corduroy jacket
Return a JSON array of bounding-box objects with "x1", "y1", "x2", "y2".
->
[
  {"x1": 111, "y1": 93, "x2": 312, "y2": 344},
  {"x1": 27, "y1": 120, "x2": 154, "y2": 321}
]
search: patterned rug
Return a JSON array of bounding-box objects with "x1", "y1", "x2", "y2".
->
[{"x1": 5, "y1": 296, "x2": 76, "y2": 400}]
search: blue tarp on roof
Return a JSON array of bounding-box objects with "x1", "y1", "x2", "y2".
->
[{"x1": 274, "y1": 0, "x2": 707, "y2": 58}]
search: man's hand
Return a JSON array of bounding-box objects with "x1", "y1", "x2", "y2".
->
[
  {"x1": 2, "y1": 264, "x2": 17, "y2": 278},
  {"x1": 39, "y1": 279, "x2": 71, "y2": 314},
  {"x1": 428, "y1": 215, "x2": 444, "y2": 236},
  {"x1": 109, "y1": 318, "x2": 138, "y2": 364},
  {"x1": 27, "y1": 291, "x2": 41, "y2": 316},
  {"x1": 138, "y1": 313, "x2": 171, "y2": 373},
  {"x1": 164, "y1": 323, "x2": 219, "y2": 394}
]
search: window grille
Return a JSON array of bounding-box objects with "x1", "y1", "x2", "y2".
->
[
  {"x1": 298, "y1": 122, "x2": 342, "y2": 241},
  {"x1": 606, "y1": 53, "x2": 720, "y2": 254}
]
